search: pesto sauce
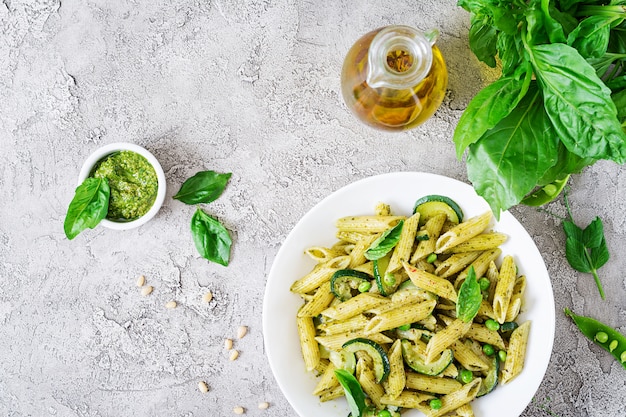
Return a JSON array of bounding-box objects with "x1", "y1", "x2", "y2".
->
[{"x1": 92, "y1": 150, "x2": 158, "y2": 221}]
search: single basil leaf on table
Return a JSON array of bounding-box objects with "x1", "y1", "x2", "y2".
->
[
  {"x1": 191, "y1": 208, "x2": 232, "y2": 266},
  {"x1": 64, "y1": 177, "x2": 110, "y2": 240},
  {"x1": 173, "y1": 170, "x2": 232, "y2": 205},
  {"x1": 454, "y1": 65, "x2": 531, "y2": 159},
  {"x1": 334, "y1": 369, "x2": 368, "y2": 417},
  {"x1": 466, "y1": 84, "x2": 559, "y2": 218},
  {"x1": 364, "y1": 220, "x2": 404, "y2": 261},
  {"x1": 457, "y1": 266, "x2": 482, "y2": 322},
  {"x1": 529, "y1": 43, "x2": 626, "y2": 163}
]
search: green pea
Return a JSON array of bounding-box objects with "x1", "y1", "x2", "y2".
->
[
  {"x1": 609, "y1": 340, "x2": 618, "y2": 352},
  {"x1": 377, "y1": 410, "x2": 392, "y2": 417},
  {"x1": 595, "y1": 331, "x2": 609, "y2": 344},
  {"x1": 498, "y1": 350, "x2": 507, "y2": 362},
  {"x1": 459, "y1": 369, "x2": 473, "y2": 384},
  {"x1": 429, "y1": 398, "x2": 442, "y2": 410},
  {"x1": 397, "y1": 324, "x2": 411, "y2": 331},
  {"x1": 485, "y1": 319, "x2": 500, "y2": 331},
  {"x1": 383, "y1": 273, "x2": 396, "y2": 287},
  {"x1": 478, "y1": 277, "x2": 490, "y2": 291},
  {"x1": 426, "y1": 253, "x2": 437, "y2": 263},
  {"x1": 621, "y1": 351, "x2": 626, "y2": 363},
  {"x1": 482, "y1": 344, "x2": 495, "y2": 356},
  {"x1": 358, "y1": 281, "x2": 372, "y2": 293}
]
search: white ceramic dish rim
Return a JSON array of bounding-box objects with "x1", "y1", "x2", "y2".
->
[
  {"x1": 263, "y1": 171, "x2": 556, "y2": 417},
  {"x1": 78, "y1": 142, "x2": 167, "y2": 230}
]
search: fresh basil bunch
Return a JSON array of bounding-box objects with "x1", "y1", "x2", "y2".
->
[
  {"x1": 64, "y1": 178, "x2": 110, "y2": 240},
  {"x1": 455, "y1": 0, "x2": 626, "y2": 217},
  {"x1": 175, "y1": 170, "x2": 233, "y2": 266}
]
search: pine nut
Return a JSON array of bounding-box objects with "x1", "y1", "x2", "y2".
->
[
  {"x1": 165, "y1": 301, "x2": 177, "y2": 309},
  {"x1": 141, "y1": 285, "x2": 153, "y2": 296},
  {"x1": 224, "y1": 338, "x2": 233, "y2": 350},
  {"x1": 233, "y1": 406, "x2": 244, "y2": 414},
  {"x1": 258, "y1": 402, "x2": 269, "y2": 410},
  {"x1": 136, "y1": 275, "x2": 146, "y2": 287},
  {"x1": 198, "y1": 381, "x2": 209, "y2": 393},
  {"x1": 237, "y1": 326, "x2": 248, "y2": 339},
  {"x1": 229, "y1": 350, "x2": 239, "y2": 361},
  {"x1": 202, "y1": 291, "x2": 213, "y2": 303}
]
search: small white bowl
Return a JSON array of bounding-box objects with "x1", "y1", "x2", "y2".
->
[{"x1": 78, "y1": 142, "x2": 167, "y2": 230}]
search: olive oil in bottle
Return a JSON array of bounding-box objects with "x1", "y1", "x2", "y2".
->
[{"x1": 341, "y1": 25, "x2": 448, "y2": 131}]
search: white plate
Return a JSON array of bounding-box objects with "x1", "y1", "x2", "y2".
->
[{"x1": 263, "y1": 172, "x2": 555, "y2": 417}]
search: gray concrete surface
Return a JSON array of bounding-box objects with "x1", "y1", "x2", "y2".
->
[{"x1": 1, "y1": 0, "x2": 625, "y2": 416}]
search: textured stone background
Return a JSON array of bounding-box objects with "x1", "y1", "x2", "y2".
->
[{"x1": 1, "y1": 0, "x2": 625, "y2": 416}]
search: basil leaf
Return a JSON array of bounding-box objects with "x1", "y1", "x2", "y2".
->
[
  {"x1": 540, "y1": 0, "x2": 566, "y2": 44},
  {"x1": 64, "y1": 177, "x2": 110, "y2": 240},
  {"x1": 529, "y1": 43, "x2": 626, "y2": 163},
  {"x1": 536, "y1": 142, "x2": 595, "y2": 187},
  {"x1": 457, "y1": 266, "x2": 482, "y2": 322},
  {"x1": 582, "y1": 217, "x2": 605, "y2": 249},
  {"x1": 174, "y1": 171, "x2": 232, "y2": 205},
  {"x1": 191, "y1": 208, "x2": 232, "y2": 266},
  {"x1": 469, "y1": 14, "x2": 498, "y2": 68},
  {"x1": 364, "y1": 220, "x2": 404, "y2": 261},
  {"x1": 467, "y1": 85, "x2": 559, "y2": 217},
  {"x1": 334, "y1": 369, "x2": 367, "y2": 417},
  {"x1": 497, "y1": 31, "x2": 523, "y2": 77},
  {"x1": 567, "y1": 15, "x2": 613, "y2": 59},
  {"x1": 454, "y1": 67, "x2": 531, "y2": 158}
]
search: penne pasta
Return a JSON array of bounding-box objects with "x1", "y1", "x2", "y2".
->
[
  {"x1": 291, "y1": 198, "x2": 530, "y2": 417},
  {"x1": 425, "y1": 318, "x2": 472, "y2": 363},
  {"x1": 364, "y1": 299, "x2": 437, "y2": 334},
  {"x1": 336, "y1": 215, "x2": 406, "y2": 233},
  {"x1": 297, "y1": 281, "x2": 335, "y2": 317},
  {"x1": 435, "y1": 211, "x2": 492, "y2": 254},
  {"x1": 388, "y1": 212, "x2": 420, "y2": 273},
  {"x1": 411, "y1": 213, "x2": 447, "y2": 263},
  {"x1": 442, "y1": 232, "x2": 508, "y2": 254},
  {"x1": 501, "y1": 321, "x2": 531, "y2": 384},
  {"x1": 493, "y1": 255, "x2": 517, "y2": 324},
  {"x1": 403, "y1": 261, "x2": 458, "y2": 302},
  {"x1": 382, "y1": 340, "x2": 405, "y2": 400},
  {"x1": 296, "y1": 315, "x2": 320, "y2": 372}
]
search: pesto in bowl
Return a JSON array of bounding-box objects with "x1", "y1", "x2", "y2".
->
[{"x1": 91, "y1": 151, "x2": 158, "y2": 221}]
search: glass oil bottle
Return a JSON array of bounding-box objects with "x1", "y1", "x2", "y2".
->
[{"x1": 341, "y1": 25, "x2": 448, "y2": 131}]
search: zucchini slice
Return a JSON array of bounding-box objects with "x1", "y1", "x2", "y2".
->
[
  {"x1": 342, "y1": 338, "x2": 390, "y2": 382},
  {"x1": 477, "y1": 355, "x2": 499, "y2": 397},
  {"x1": 413, "y1": 195, "x2": 464, "y2": 226},
  {"x1": 373, "y1": 253, "x2": 396, "y2": 296},
  {"x1": 329, "y1": 349, "x2": 357, "y2": 374},
  {"x1": 401, "y1": 339, "x2": 453, "y2": 376},
  {"x1": 330, "y1": 269, "x2": 373, "y2": 301}
]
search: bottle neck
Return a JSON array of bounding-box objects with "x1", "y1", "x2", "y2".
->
[{"x1": 366, "y1": 26, "x2": 437, "y2": 90}]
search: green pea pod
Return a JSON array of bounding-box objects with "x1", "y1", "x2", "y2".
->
[{"x1": 564, "y1": 308, "x2": 626, "y2": 369}]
